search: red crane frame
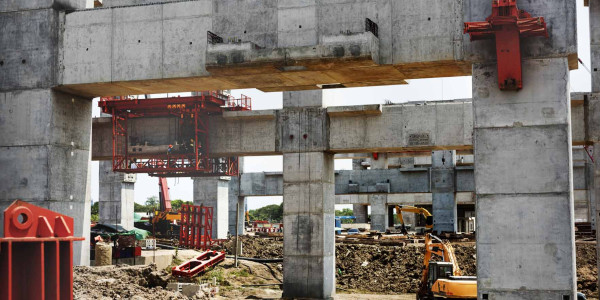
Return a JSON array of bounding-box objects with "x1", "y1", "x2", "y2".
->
[
  {"x1": 99, "y1": 91, "x2": 251, "y2": 177},
  {"x1": 464, "y1": 0, "x2": 548, "y2": 90}
]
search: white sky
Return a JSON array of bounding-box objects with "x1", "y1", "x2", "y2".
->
[{"x1": 90, "y1": 2, "x2": 592, "y2": 211}]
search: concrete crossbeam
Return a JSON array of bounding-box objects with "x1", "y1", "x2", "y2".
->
[
  {"x1": 91, "y1": 97, "x2": 591, "y2": 160},
  {"x1": 56, "y1": 0, "x2": 576, "y2": 97},
  {"x1": 473, "y1": 58, "x2": 576, "y2": 299}
]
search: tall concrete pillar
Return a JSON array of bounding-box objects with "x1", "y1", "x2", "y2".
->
[
  {"x1": 227, "y1": 175, "x2": 244, "y2": 235},
  {"x1": 590, "y1": 0, "x2": 600, "y2": 290},
  {"x1": 352, "y1": 204, "x2": 368, "y2": 223},
  {"x1": 281, "y1": 90, "x2": 335, "y2": 299},
  {"x1": 0, "y1": 0, "x2": 90, "y2": 266},
  {"x1": 431, "y1": 150, "x2": 457, "y2": 233},
  {"x1": 193, "y1": 176, "x2": 230, "y2": 239},
  {"x1": 369, "y1": 194, "x2": 388, "y2": 232},
  {"x1": 98, "y1": 161, "x2": 136, "y2": 229},
  {"x1": 368, "y1": 153, "x2": 389, "y2": 232},
  {"x1": 473, "y1": 58, "x2": 576, "y2": 298}
]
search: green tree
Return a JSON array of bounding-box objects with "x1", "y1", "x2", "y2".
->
[
  {"x1": 145, "y1": 196, "x2": 158, "y2": 212},
  {"x1": 335, "y1": 208, "x2": 353, "y2": 216},
  {"x1": 91, "y1": 202, "x2": 99, "y2": 223},
  {"x1": 170, "y1": 199, "x2": 192, "y2": 212},
  {"x1": 248, "y1": 203, "x2": 283, "y2": 222}
]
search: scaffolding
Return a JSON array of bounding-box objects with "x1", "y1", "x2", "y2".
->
[{"x1": 99, "y1": 91, "x2": 251, "y2": 177}]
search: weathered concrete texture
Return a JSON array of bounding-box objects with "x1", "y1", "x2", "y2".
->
[
  {"x1": 473, "y1": 58, "x2": 576, "y2": 299},
  {"x1": 591, "y1": 0, "x2": 600, "y2": 92},
  {"x1": 431, "y1": 150, "x2": 456, "y2": 234},
  {"x1": 98, "y1": 161, "x2": 135, "y2": 229},
  {"x1": 282, "y1": 90, "x2": 334, "y2": 299},
  {"x1": 92, "y1": 98, "x2": 590, "y2": 160},
  {"x1": 227, "y1": 176, "x2": 244, "y2": 236},
  {"x1": 0, "y1": 0, "x2": 85, "y2": 12},
  {"x1": 283, "y1": 151, "x2": 335, "y2": 299},
  {"x1": 0, "y1": 89, "x2": 92, "y2": 266},
  {"x1": 193, "y1": 176, "x2": 230, "y2": 240},
  {"x1": 352, "y1": 204, "x2": 368, "y2": 223},
  {"x1": 369, "y1": 194, "x2": 388, "y2": 232}
]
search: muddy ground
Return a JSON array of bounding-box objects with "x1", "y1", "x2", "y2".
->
[
  {"x1": 74, "y1": 237, "x2": 598, "y2": 299},
  {"x1": 217, "y1": 236, "x2": 598, "y2": 297}
]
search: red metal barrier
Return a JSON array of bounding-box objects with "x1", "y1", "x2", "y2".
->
[
  {"x1": 0, "y1": 200, "x2": 84, "y2": 300},
  {"x1": 179, "y1": 204, "x2": 213, "y2": 250},
  {"x1": 171, "y1": 250, "x2": 225, "y2": 278}
]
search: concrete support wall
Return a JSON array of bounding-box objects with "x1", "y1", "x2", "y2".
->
[
  {"x1": 98, "y1": 161, "x2": 135, "y2": 229},
  {"x1": 227, "y1": 176, "x2": 244, "y2": 236},
  {"x1": 352, "y1": 204, "x2": 368, "y2": 223},
  {"x1": 431, "y1": 150, "x2": 457, "y2": 234},
  {"x1": 193, "y1": 177, "x2": 230, "y2": 239},
  {"x1": 369, "y1": 194, "x2": 388, "y2": 232},
  {"x1": 282, "y1": 90, "x2": 335, "y2": 299},
  {"x1": 473, "y1": 58, "x2": 576, "y2": 299},
  {"x1": 591, "y1": 0, "x2": 600, "y2": 290}
]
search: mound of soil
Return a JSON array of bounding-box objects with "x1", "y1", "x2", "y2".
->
[
  {"x1": 577, "y1": 243, "x2": 598, "y2": 298},
  {"x1": 74, "y1": 264, "x2": 188, "y2": 300}
]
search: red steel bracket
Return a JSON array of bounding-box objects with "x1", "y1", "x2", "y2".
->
[
  {"x1": 0, "y1": 200, "x2": 84, "y2": 300},
  {"x1": 464, "y1": 0, "x2": 548, "y2": 90},
  {"x1": 171, "y1": 250, "x2": 225, "y2": 278}
]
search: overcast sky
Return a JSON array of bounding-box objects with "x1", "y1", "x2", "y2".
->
[{"x1": 90, "y1": 2, "x2": 592, "y2": 211}]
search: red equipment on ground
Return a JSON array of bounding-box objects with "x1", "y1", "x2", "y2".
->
[
  {"x1": 0, "y1": 200, "x2": 84, "y2": 300},
  {"x1": 171, "y1": 250, "x2": 226, "y2": 278},
  {"x1": 99, "y1": 91, "x2": 251, "y2": 177},
  {"x1": 464, "y1": 0, "x2": 548, "y2": 90},
  {"x1": 179, "y1": 204, "x2": 214, "y2": 250}
]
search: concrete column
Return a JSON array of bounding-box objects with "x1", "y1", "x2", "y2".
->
[
  {"x1": 431, "y1": 150, "x2": 457, "y2": 234},
  {"x1": 367, "y1": 153, "x2": 389, "y2": 232},
  {"x1": 227, "y1": 176, "x2": 244, "y2": 236},
  {"x1": 369, "y1": 194, "x2": 388, "y2": 232},
  {"x1": 281, "y1": 90, "x2": 335, "y2": 299},
  {"x1": 98, "y1": 161, "x2": 135, "y2": 229},
  {"x1": 193, "y1": 176, "x2": 230, "y2": 239},
  {"x1": 473, "y1": 58, "x2": 576, "y2": 298},
  {"x1": 352, "y1": 158, "x2": 366, "y2": 170},
  {"x1": 592, "y1": 0, "x2": 599, "y2": 92},
  {"x1": 352, "y1": 204, "x2": 368, "y2": 223},
  {"x1": 590, "y1": 0, "x2": 600, "y2": 290}
]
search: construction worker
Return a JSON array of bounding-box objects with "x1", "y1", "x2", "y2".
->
[{"x1": 167, "y1": 144, "x2": 173, "y2": 155}]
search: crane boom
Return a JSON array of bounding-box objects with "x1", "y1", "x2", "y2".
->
[{"x1": 158, "y1": 177, "x2": 171, "y2": 212}]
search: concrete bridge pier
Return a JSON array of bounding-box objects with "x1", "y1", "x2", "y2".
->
[
  {"x1": 473, "y1": 58, "x2": 576, "y2": 299},
  {"x1": 0, "y1": 0, "x2": 91, "y2": 265},
  {"x1": 431, "y1": 150, "x2": 457, "y2": 234},
  {"x1": 193, "y1": 176, "x2": 230, "y2": 240},
  {"x1": 281, "y1": 90, "x2": 335, "y2": 299},
  {"x1": 589, "y1": 0, "x2": 600, "y2": 291},
  {"x1": 98, "y1": 161, "x2": 135, "y2": 229}
]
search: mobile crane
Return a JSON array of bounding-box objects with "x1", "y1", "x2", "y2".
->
[
  {"x1": 395, "y1": 205, "x2": 433, "y2": 234},
  {"x1": 135, "y1": 177, "x2": 181, "y2": 238},
  {"x1": 417, "y1": 234, "x2": 477, "y2": 300}
]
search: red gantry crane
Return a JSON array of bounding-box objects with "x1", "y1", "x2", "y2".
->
[{"x1": 99, "y1": 91, "x2": 251, "y2": 177}]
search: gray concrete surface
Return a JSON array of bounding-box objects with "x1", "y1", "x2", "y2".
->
[
  {"x1": 193, "y1": 176, "x2": 230, "y2": 240},
  {"x1": 92, "y1": 98, "x2": 590, "y2": 160},
  {"x1": 473, "y1": 58, "x2": 576, "y2": 299},
  {"x1": 56, "y1": 0, "x2": 576, "y2": 97},
  {"x1": 98, "y1": 161, "x2": 135, "y2": 229},
  {"x1": 431, "y1": 150, "x2": 457, "y2": 234},
  {"x1": 282, "y1": 91, "x2": 335, "y2": 299}
]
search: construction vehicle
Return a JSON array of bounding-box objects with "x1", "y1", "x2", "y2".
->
[
  {"x1": 417, "y1": 234, "x2": 476, "y2": 300},
  {"x1": 395, "y1": 205, "x2": 433, "y2": 234},
  {"x1": 135, "y1": 177, "x2": 181, "y2": 238}
]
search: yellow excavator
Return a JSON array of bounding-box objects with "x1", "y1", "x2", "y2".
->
[
  {"x1": 395, "y1": 205, "x2": 434, "y2": 234},
  {"x1": 417, "y1": 234, "x2": 477, "y2": 299}
]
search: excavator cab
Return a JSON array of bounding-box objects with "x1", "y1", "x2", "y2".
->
[{"x1": 426, "y1": 262, "x2": 453, "y2": 292}]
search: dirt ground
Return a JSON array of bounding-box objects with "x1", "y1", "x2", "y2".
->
[{"x1": 74, "y1": 237, "x2": 598, "y2": 299}]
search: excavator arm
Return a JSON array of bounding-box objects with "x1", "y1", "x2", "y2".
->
[
  {"x1": 418, "y1": 234, "x2": 469, "y2": 299},
  {"x1": 395, "y1": 205, "x2": 434, "y2": 234}
]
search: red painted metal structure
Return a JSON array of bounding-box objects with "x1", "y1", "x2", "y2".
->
[
  {"x1": 99, "y1": 91, "x2": 251, "y2": 177},
  {"x1": 179, "y1": 204, "x2": 214, "y2": 250},
  {"x1": 158, "y1": 177, "x2": 172, "y2": 211},
  {"x1": 464, "y1": 0, "x2": 548, "y2": 90},
  {"x1": 171, "y1": 250, "x2": 226, "y2": 278},
  {"x1": 0, "y1": 200, "x2": 84, "y2": 300}
]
